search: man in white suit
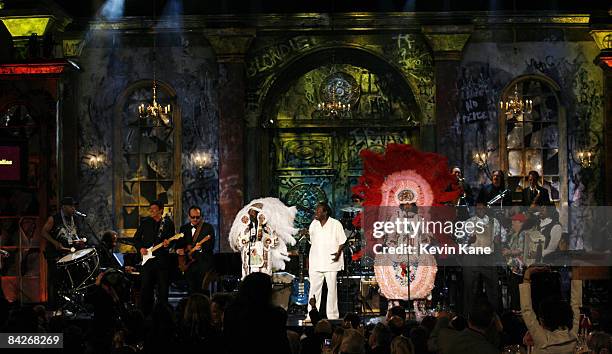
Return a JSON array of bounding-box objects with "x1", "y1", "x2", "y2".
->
[{"x1": 307, "y1": 202, "x2": 347, "y2": 320}]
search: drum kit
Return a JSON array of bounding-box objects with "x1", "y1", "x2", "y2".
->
[
  {"x1": 55, "y1": 237, "x2": 135, "y2": 316},
  {"x1": 340, "y1": 206, "x2": 375, "y2": 275}
]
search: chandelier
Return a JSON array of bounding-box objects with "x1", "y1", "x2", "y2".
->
[
  {"x1": 138, "y1": 81, "x2": 171, "y2": 125},
  {"x1": 500, "y1": 84, "x2": 532, "y2": 120},
  {"x1": 138, "y1": 0, "x2": 171, "y2": 126},
  {"x1": 315, "y1": 71, "x2": 359, "y2": 118},
  {"x1": 316, "y1": 94, "x2": 351, "y2": 117}
]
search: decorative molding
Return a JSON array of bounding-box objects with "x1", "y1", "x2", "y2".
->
[
  {"x1": 207, "y1": 29, "x2": 255, "y2": 63},
  {"x1": 422, "y1": 25, "x2": 473, "y2": 61},
  {"x1": 590, "y1": 30, "x2": 612, "y2": 51},
  {"x1": 83, "y1": 13, "x2": 593, "y2": 33}
]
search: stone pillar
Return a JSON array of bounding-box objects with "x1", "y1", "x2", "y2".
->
[
  {"x1": 591, "y1": 29, "x2": 612, "y2": 204},
  {"x1": 595, "y1": 50, "x2": 612, "y2": 205},
  {"x1": 207, "y1": 30, "x2": 254, "y2": 251},
  {"x1": 422, "y1": 26, "x2": 472, "y2": 166}
]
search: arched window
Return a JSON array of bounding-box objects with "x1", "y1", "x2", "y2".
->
[
  {"x1": 499, "y1": 76, "x2": 567, "y2": 206},
  {"x1": 113, "y1": 81, "x2": 181, "y2": 236}
]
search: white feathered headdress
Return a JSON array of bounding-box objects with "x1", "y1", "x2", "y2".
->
[{"x1": 229, "y1": 197, "x2": 298, "y2": 271}]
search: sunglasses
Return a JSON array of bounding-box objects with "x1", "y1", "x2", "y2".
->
[{"x1": 189, "y1": 215, "x2": 202, "y2": 219}]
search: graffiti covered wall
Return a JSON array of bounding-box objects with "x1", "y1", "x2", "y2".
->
[{"x1": 75, "y1": 32, "x2": 219, "y2": 247}]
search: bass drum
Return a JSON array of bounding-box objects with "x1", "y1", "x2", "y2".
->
[
  {"x1": 374, "y1": 253, "x2": 437, "y2": 300},
  {"x1": 99, "y1": 268, "x2": 133, "y2": 304},
  {"x1": 56, "y1": 248, "x2": 100, "y2": 292}
]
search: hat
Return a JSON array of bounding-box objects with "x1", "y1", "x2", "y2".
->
[
  {"x1": 61, "y1": 197, "x2": 77, "y2": 206},
  {"x1": 511, "y1": 213, "x2": 527, "y2": 222}
]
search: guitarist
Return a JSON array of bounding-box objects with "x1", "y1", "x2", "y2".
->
[
  {"x1": 176, "y1": 205, "x2": 215, "y2": 294},
  {"x1": 133, "y1": 200, "x2": 175, "y2": 316}
]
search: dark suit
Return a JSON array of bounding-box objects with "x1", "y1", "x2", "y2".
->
[
  {"x1": 177, "y1": 221, "x2": 215, "y2": 294},
  {"x1": 133, "y1": 216, "x2": 175, "y2": 316},
  {"x1": 521, "y1": 185, "x2": 550, "y2": 207}
]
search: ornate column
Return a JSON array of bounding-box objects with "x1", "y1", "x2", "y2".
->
[
  {"x1": 422, "y1": 26, "x2": 472, "y2": 165},
  {"x1": 207, "y1": 29, "x2": 254, "y2": 251},
  {"x1": 591, "y1": 30, "x2": 612, "y2": 204}
]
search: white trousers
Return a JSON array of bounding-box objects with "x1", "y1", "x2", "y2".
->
[{"x1": 307, "y1": 270, "x2": 339, "y2": 319}]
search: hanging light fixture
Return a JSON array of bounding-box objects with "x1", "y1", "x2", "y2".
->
[
  {"x1": 499, "y1": 84, "x2": 533, "y2": 120},
  {"x1": 314, "y1": 59, "x2": 359, "y2": 118},
  {"x1": 499, "y1": 26, "x2": 533, "y2": 121},
  {"x1": 315, "y1": 72, "x2": 354, "y2": 118},
  {"x1": 138, "y1": 0, "x2": 171, "y2": 126}
]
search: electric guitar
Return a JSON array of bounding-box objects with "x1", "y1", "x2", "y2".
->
[
  {"x1": 140, "y1": 233, "x2": 184, "y2": 266},
  {"x1": 290, "y1": 230, "x2": 310, "y2": 306},
  {"x1": 178, "y1": 235, "x2": 211, "y2": 272}
]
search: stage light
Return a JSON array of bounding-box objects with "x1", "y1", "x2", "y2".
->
[
  {"x1": 0, "y1": 17, "x2": 51, "y2": 37},
  {"x1": 100, "y1": 0, "x2": 125, "y2": 20}
]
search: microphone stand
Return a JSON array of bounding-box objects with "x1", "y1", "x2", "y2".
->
[
  {"x1": 80, "y1": 214, "x2": 101, "y2": 247},
  {"x1": 247, "y1": 221, "x2": 256, "y2": 275}
]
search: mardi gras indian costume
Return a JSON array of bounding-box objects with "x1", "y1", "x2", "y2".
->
[
  {"x1": 229, "y1": 198, "x2": 297, "y2": 278},
  {"x1": 353, "y1": 144, "x2": 459, "y2": 304}
]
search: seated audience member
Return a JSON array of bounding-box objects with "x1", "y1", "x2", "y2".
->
[
  {"x1": 181, "y1": 294, "x2": 221, "y2": 351},
  {"x1": 520, "y1": 266, "x2": 582, "y2": 354},
  {"x1": 344, "y1": 312, "x2": 361, "y2": 330},
  {"x1": 388, "y1": 315, "x2": 407, "y2": 338},
  {"x1": 587, "y1": 331, "x2": 612, "y2": 354},
  {"x1": 420, "y1": 315, "x2": 437, "y2": 335},
  {"x1": 287, "y1": 330, "x2": 301, "y2": 354},
  {"x1": 387, "y1": 306, "x2": 407, "y2": 321},
  {"x1": 210, "y1": 293, "x2": 232, "y2": 331},
  {"x1": 369, "y1": 322, "x2": 392, "y2": 354},
  {"x1": 331, "y1": 327, "x2": 345, "y2": 354},
  {"x1": 390, "y1": 334, "x2": 414, "y2": 354},
  {"x1": 302, "y1": 319, "x2": 333, "y2": 354},
  {"x1": 428, "y1": 301, "x2": 499, "y2": 354},
  {"x1": 145, "y1": 303, "x2": 178, "y2": 353},
  {"x1": 340, "y1": 329, "x2": 366, "y2": 354},
  {"x1": 410, "y1": 326, "x2": 429, "y2": 354},
  {"x1": 223, "y1": 272, "x2": 291, "y2": 354}
]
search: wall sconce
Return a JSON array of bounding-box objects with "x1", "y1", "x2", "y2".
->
[
  {"x1": 577, "y1": 150, "x2": 595, "y2": 169},
  {"x1": 193, "y1": 152, "x2": 213, "y2": 175},
  {"x1": 87, "y1": 154, "x2": 105, "y2": 170},
  {"x1": 472, "y1": 150, "x2": 493, "y2": 181},
  {"x1": 472, "y1": 151, "x2": 488, "y2": 170}
]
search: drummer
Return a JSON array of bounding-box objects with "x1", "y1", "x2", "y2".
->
[{"x1": 41, "y1": 196, "x2": 87, "y2": 310}]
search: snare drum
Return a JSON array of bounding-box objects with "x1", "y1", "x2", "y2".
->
[{"x1": 57, "y1": 248, "x2": 100, "y2": 292}]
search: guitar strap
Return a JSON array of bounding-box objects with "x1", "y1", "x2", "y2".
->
[{"x1": 191, "y1": 221, "x2": 204, "y2": 244}]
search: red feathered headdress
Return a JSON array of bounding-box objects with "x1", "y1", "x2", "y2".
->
[{"x1": 353, "y1": 144, "x2": 460, "y2": 207}]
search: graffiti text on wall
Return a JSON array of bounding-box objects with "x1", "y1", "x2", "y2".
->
[{"x1": 247, "y1": 37, "x2": 316, "y2": 78}]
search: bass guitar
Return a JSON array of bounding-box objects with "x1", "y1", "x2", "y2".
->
[
  {"x1": 290, "y1": 230, "x2": 310, "y2": 307},
  {"x1": 140, "y1": 233, "x2": 184, "y2": 266},
  {"x1": 178, "y1": 235, "x2": 211, "y2": 272}
]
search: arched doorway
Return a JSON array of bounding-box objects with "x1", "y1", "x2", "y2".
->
[{"x1": 261, "y1": 47, "x2": 423, "y2": 228}]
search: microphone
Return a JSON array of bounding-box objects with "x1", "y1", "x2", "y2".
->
[
  {"x1": 75, "y1": 210, "x2": 87, "y2": 217},
  {"x1": 487, "y1": 189, "x2": 509, "y2": 206}
]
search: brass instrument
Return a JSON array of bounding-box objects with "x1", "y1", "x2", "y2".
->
[{"x1": 530, "y1": 188, "x2": 541, "y2": 208}]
